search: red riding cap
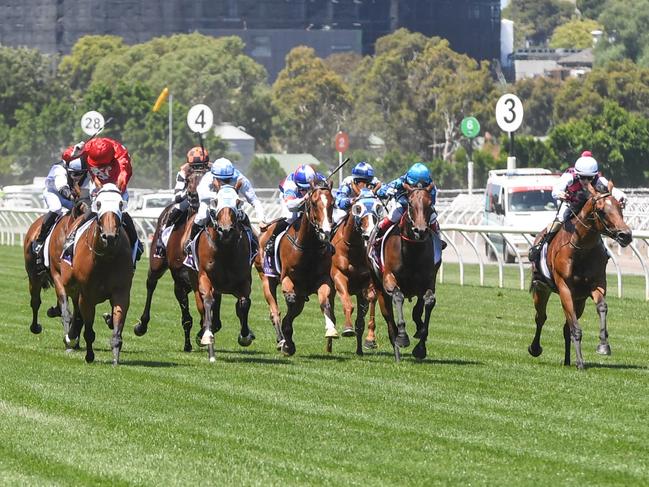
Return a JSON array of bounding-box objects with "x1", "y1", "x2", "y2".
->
[
  {"x1": 581, "y1": 150, "x2": 592, "y2": 158},
  {"x1": 85, "y1": 138, "x2": 116, "y2": 167},
  {"x1": 61, "y1": 145, "x2": 75, "y2": 162}
]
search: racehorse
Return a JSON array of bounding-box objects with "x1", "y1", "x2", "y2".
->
[
  {"x1": 255, "y1": 179, "x2": 336, "y2": 356},
  {"x1": 23, "y1": 196, "x2": 88, "y2": 339},
  {"x1": 133, "y1": 166, "x2": 207, "y2": 351},
  {"x1": 370, "y1": 183, "x2": 441, "y2": 362},
  {"x1": 196, "y1": 182, "x2": 255, "y2": 362},
  {"x1": 330, "y1": 189, "x2": 382, "y2": 355},
  {"x1": 62, "y1": 184, "x2": 133, "y2": 365},
  {"x1": 528, "y1": 186, "x2": 632, "y2": 369}
]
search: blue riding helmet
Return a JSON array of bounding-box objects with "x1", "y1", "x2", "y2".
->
[
  {"x1": 293, "y1": 164, "x2": 317, "y2": 188},
  {"x1": 351, "y1": 161, "x2": 374, "y2": 182},
  {"x1": 211, "y1": 157, "x2": 235, "y2": 180},
  {"x1": 406, "y1": 162, "x2": 432, "y2": 186}
]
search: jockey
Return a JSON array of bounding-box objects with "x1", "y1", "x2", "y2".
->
[
  {"x1": 185, "y1": 157, "x2": 266, "y2": 253},
  {"x1": 31, "y1": 156, "x2": 81, "y2": 273},
  {"x1": 63, "y1": 137, "x2": 143, "y2": 261},
  {"x1": 333, "y1": 161, "x2": 381, "y2": 224},
  {"x1": 372, "y1": 162, "x2": 446, "y2": 250},
  {"x1": 528, "y1": 151, "x2": 627, "y2": 262},
  {"x1": 263, "y1": 164, "x2": 323, "y2": 258}
]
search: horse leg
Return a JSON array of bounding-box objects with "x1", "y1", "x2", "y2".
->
[
  {"x1": 364, "y1": 292, "x2": 377, "y2": 350},
  {"x1": 65, "y1": 296, "x2": 82, "y2": 350},
  {"x1": 261, "y1": 275, "x2": 283, "y2": 348},
  {"x1": 355, "y1": 295, "x2": 369, "y2": 356},
  {"x1": 172, "y1": 282, "x2": 193, "y2": 352},
  {"x1": 110, "y1": 291, "x2": 129, "y2": 366},
  {"x1": 28, "y1": 275, "x2": 43, "y2": 334},
  {"x1": 412, "y1": 297, "x2": 424, "y2": 339},
  {"x1": 134, "y1": 264, "x2": 167, "y2": 337},
  {"x1": 558, "y1": 283, "x2": 584, "y2": 369},
  {"x1": 198, "y1": 274, "x2": 216, "y2": 363},
  {"x1": 333, "y1": 274, "x2": 354, "y2": 337},
  {"x1": 79, "y1": 295, "x2": 96, "y2": 364},
  {"x1": 413, "y1": 290, "x2": 436, "y2": 360},
  {"x1": 193, "y1": 288, "x2": 205, "y2": 348},
  {"x1": 377, "y1": 290, "x2": 401, "y2": 362},
  {"x1": 528, "y1": 284, "x2": 551, "y2": 358},
  {"x1": 392, "y1": 287, "x2": 410, "y2": 348},
  {"x1": 318, "y1": 282, "x2": 338, "y2": 354},
  {"x1": 236, "y1": 295, "x2": 255, "y2": 347},
  {"x1": 592, "y1": 288, "x2": 611, "y2": 356},
  {"x1": 211, "y1": 293, "x2": 223, "y2": 334},
  {"x1": 281, "y1": 277, "x2": 303, "y2": 356}
]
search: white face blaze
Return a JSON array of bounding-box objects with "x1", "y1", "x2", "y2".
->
[{"x1": 320, "y1": 193, "x2": 331, "y2": 233}]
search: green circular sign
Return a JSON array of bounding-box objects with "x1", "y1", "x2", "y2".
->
[{"x1": 461, "y1": 116, "x2": 480, "y2": 138}]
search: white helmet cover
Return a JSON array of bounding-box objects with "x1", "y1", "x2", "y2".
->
[{"x1": 575, "y1": 156, "x2": 598, "y2": 177}]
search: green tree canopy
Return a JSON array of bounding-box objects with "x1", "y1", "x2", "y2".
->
[
  {"x1": 271, "y1": 46, "x2": 352, "y2": 164},
  {"x1": 58, "y1": 35, "x2": 126, "y2": 92},
  {"x1": 504, "y1": 0, "x2": 575, "y2": 47},
  {"x1": 576, "y1": 0, "x2": 606, "y2": 19},
  {"x1": 513, "y1": 76, "x2": 562, "y2": 135},
  {"x1": 550, "y1": 19, "x2": 601, "y2": 48},
  {"x1": 247, "y1": 156, "x2": 286, "y2": 187},
  {"x1": 595, "y1": 0, "x2": 649, "y2": 66}
]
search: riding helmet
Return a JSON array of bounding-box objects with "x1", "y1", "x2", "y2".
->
[
  {"x1": 293, "y1": 164, "x2": 316, "y2": 188},
  {"x1": 351, "y1": 161, "x2": 374, "y2": 182},
  {"x1": 575, "y1": 155, "x2": 598, "y2": 177},
  {"x1": 187, "y1": 146, "x2": 209, "y2": 166},
  {"x1": 405, "y1": 162, "x2": 432, "y2": 186},
  {"x1": 211, "y1": 157, "x2": 235, "y2": 180}
]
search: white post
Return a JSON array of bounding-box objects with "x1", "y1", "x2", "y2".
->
[
  {"x1": 168, "y1": 92, "x2": 173, "y2": 189},
  {"x1": 507, "y1": 156, "x2": 517, "y2": 171},
  {"x1": 338, "y1": 151, "x2": 343, "y2": 186},
  {"x1": 467, "y1": 161, "x2": 474, "y2": 195}
]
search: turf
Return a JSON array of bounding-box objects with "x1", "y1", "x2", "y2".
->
[{"x1": 0, "y1": 245, "x2": 647, "y2": 486}]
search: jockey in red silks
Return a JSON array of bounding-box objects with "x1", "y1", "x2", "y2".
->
[
  {"x1": 528, "y1": 151, "x2": 628, "y2": 263},
  {"x1": 62, "y1": 137, "x2": 143, "y2": 261}
]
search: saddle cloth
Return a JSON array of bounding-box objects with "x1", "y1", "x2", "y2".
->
[
  {"x1": 61, "y1": 218, "x2": 95, "y2": 267},
  {"x1": 184, "y1": 227, "x2": 257, "y2": 271},
  {"x1": 262, "y1": 230, "x2": 287, "y2": 277},
  {"x1": 42, "y1": 213, "x2": 67, "y2": 269},
  {"x1": 368, "y1": 224, "x2": 443, "y2": 275}
]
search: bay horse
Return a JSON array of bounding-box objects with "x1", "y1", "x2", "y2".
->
[
  {"x1": 254, "y1": 179, "x2": 336, "y2": 356},
  {"x1": 133, "y1": 166, "x2": 207, "y2": 351},
  {"x1": 330, "y1": 189, "x2": 382, "y2": 355},
  {"x1": 195, "y1": 183, "x2": 255, "y2": 362},
  {"x1": 370, "y1": 183, "x2": 442, "y2": 362},
  {"x1": 23, "y1": 196, "x2": 88, "y2": 339},
  {"x1": 528, "y1": 186, "x2": 632, "y2": 369},
  {"x1": 62, "y1": 184, "x2": 133, "y2": 364}
]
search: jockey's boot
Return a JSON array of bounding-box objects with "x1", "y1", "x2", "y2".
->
[
  {"x1": 62, "y1": 211, "x2": 96, "y2": 261},
  {"x1": 528, "y1": 220, "x2": 561, "y2": 263},
  {"x1": 371, "y1": 217, "x2": 393, "y2": 254},
  {"x1": 32, "y1": 211, "x2": 58, "y2": 273},
  {"x1": 122, "y1": 213, "x2": 143, "y2": 262},
  {"x1": 263, "y1": 219, "x2": 289, "y2": 261},
  {"x1": 429, "y1": 219, "x2": 448, "y2": 250},
  {"x1": 185, "y1": 222, "x2": 203, "y2": 255}
]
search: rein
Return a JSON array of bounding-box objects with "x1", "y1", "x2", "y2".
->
[
  {"x1": 568, "y1": 192, "x2": 617, "y2": 249},
  {"x1": 286, "y1": 187, "x2": 331, "y2": 252},
  {"x1": 400, "y1": 189, "x2": 432, "y2": 243}
]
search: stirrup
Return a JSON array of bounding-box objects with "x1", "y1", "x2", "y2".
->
[{"x1": 32, "y1": 241, "x2": 43, "y2": 255}]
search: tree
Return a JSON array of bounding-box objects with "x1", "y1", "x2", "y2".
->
[
  {"x1": 58, "y1": 35, "x2": 126, "y2": 91},
  {"x1": 550, "y1": 19, "x2": 601, "y2": 48},
  {"x1": 576, "y1": 0, "x2": 606, "y2": 19},
  {"x1": 247, "y1": 156, "x2": 286, "y2": 187},
  {"x1": 595, "y1": 0, "x2": 649, "y2": 66},
  {"x1": 323, "y1": 52, "x2": 363, "y2": 86},
  {"x1": 271, "y1": 46, "x2": 352, "y2": 163},
  {"x1": 503, "y1": 0, "x2": 575, "y2": 47},
  {"x1": 549, "y1": 101, "x2": 649, "y2": 186},
  {"x1": 513, "y1": 76, "x2": 562, "y2": 135}
]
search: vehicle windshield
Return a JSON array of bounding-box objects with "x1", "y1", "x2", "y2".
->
[
  {"x1": 145, "y1": 197, "x2": 173, "y2": 208},
  {"x1": 508, "y1": 190, "x2": 557, "y2": 212}
]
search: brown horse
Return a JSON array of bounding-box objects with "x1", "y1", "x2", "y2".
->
[
  {"x1": 23, "y1": 198, "x2": 88, "y2": 339},
  {"x1": 330, "y1": 189, "x2": 382, "y2": 355},
  {"x1": 255, "y1": 179, "x2": 336, "y2": 356},
  {"x1": 195, "y1": 183, "x2": 255, "y2": 362},
  {"x1": 528, "y1": 186, "x2": 632, "y2": 369},
  {"x1": 370, "y1": 183, "x2": 442, "y2": 362},
  {"x1": 133, "y1": 166, "x2": 207, "y2": 351},
  {"x1": 62, "y1": 184, "x2": 133, "y2": 364}
]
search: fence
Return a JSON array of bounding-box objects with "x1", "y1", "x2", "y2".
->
[{"x1": 2, "y1": 208, "x2": 648, "y2": 300}]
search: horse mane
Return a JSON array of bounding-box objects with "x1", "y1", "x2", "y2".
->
[{"x1": 312, "y1": 179, "x2": 331, "y2": 191}]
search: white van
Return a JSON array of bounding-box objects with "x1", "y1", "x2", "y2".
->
[{"x1": 483, "y1": 168, "x2": 560, "y2": 262}]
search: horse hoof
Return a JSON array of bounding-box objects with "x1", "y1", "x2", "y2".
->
[
  {"x1": 238, "y1": 334, "x2": 255, "y2": 347},
  {"x1": 112, "y1": 359, "x2": 119, "y2": 367},
  {"x1": 103, "y1": 313, "x2": 113, "y2": 330},
  {"x1": 341, "y1": 326, "x2": 356, "y2": 337},
  {"x1": 412, "y1": 343, "x2": 427, "y2": 360},
  {"x1": 200, "y1": 331, "x2": 214, "y2": 346},
  {"x1": 325, "y1": 328, "x2": 340, "y2": 339},
  {"x1": 85, "y1": 352, "x2": 95, "y2": 363},
  {"x1": 363, "y1": 339, "x2": 377, "y2": 350},
  {"x1": 47, "y1": 306, "x2": 61, "y2": 318},
  {"x1": 395, "y1": 333, "x2": 410, "y2": 348},
  {"x1": 596, "y1": 344, "x2": 611, "y2": 356},
  {"x1": 64, "y1": 334, "x2": 79, "y2": 349},
  {"x1": 276, "y1": 339, "x2": 285, "y2": 351},
  {"x1": 184, "y1": 343, "x2": 193, "y2": 352},
  {"x1": 281, "y1": 341, "x2": 296, "y2": 356},
  {"x1": 30, "y1": 323, "x2": 43, "y2": 334},
  {"x1": 133, "y1": 321, "x2": 148, "y2": 337},
  {"x1": 528, "y1": 345, "x2": 543, "y2": 357},
  {"x1": 209, "y1": 356, "x2": 216, "y2": 363}
]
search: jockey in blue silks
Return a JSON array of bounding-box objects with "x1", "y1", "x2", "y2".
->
[
  {"x1": 372, "y1": 162, "x2": 446, "y2": 251},
  {"x1": 333, "y1": 161, "x2": 382, "y2": 225}
]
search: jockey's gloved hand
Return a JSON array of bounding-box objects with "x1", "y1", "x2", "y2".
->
[
  {"x1": 72, "y1": 141, "x2": 85, "y2": 157},
  {"x1": 612, "y1": 188, "x2": 626, "y2": 207},
  {"x1": 174, "y1": 190, "x2": 187, "y2": 203},
  {"x1": 59, "y1": 186, "x2": 73, "y2": 200}
]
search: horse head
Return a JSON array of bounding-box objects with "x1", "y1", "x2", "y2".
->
[
  {"x1": 584, "y1": 186, "x2": 632, "y2": 247},
  {"x1": 94, "y1": 183, "x2": 125, "y2": 248},
  {"x1": 350, "y1": 188, "x2": 385, "y2": 242},
  {"x1": 209, "y1": 182, "x2": 242, "y2": 242},
  {"x1": 403, "y1": 182, "x2": 434, "y2": 241},
  {"x1": 306, "y1": 179, "x2": 334, "y2": 242},
  {"x1": 187, "y1": 166, "x2": 208, "y2": 210}
]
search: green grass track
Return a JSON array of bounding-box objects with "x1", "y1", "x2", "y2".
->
[{"x1": 0, "y1": 246, "x2": 647, "y2": 486}]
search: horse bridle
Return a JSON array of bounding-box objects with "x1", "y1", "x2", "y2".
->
[
  {"x1": 570, "y1": 192, "x2": 621, "y2": 240},
  {"x1": 404, "y1": 188, "x2": 433, "y2": 240},
  {"x1": 304, "y1": 187, "x2": 332, "y2": 241}
]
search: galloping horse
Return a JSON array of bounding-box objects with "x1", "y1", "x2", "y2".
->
[
  {"x1": 133, "y1": 166, "x2": 207, "y2": 351},
  {"x1": 370, "y1": 183, "x2": 441, "y2": 362},
  {"x1": 24, "y1": 197, "x2": 88, "y2": 338},
  {"x1": 62, "y1": 184, "x2": 133, "y2": 364},
  {"x1": 528, "y1": 186, "x2": 632, "y2": 369},
  {"x1": 255, "y1": 179, "x2": 336, "y2": 356},
  {"x1": 195, "y1": 183, "x2": 255, "y2": 362},
  {"x1": 330, "y1": 189, "x2": 382, "y2": 355}
]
